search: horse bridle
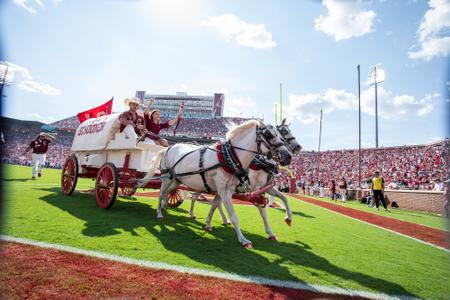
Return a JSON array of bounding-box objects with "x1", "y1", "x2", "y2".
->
[
  {"x1": 276, "y1": 124, "x2": 297, "y2": 152},
  {"x1": 231, "y1": 124, "x2": 286, "y2": 159}
]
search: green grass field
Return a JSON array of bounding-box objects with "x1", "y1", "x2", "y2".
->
[
  {"x1": 2, "y1": 164, "x2": 450, "y2": 299},
  {"x1": 302, "y1": 195, "x2": 449, "y2": 231}
]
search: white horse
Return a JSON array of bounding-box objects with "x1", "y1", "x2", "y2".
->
[
  {"x1": 190, "y1": 119, "x2": 302, "y2": 241},
  {"x1": 144, "y1": 120, "x2": 292, "y2": 248}
]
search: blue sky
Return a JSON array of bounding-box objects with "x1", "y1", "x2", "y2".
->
[{"x1": 1, "y1": 0, "x2": 449, "y2": 150}]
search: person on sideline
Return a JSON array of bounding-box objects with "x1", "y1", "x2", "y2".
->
[{"x1": 371, "y1": 171, "x2": 389, "y2": 212}]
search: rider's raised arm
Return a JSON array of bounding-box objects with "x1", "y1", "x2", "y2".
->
[
  {"x1": 168, "y1": 114, "x2": 180, "y2": 126},
  {"x1": 144, "y1": 98, "x2": 154, "y2": 115}
]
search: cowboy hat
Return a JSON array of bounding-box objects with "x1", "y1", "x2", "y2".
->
[
  {"x1": 124, "y1": 97, "x2": 140, "y2": 106},
  {"x1": 39, "y1": 132, "x2": 57, "y2": 140},
  {"x1": 149, "y1": 109, "x2": 161, "y2": 119}
]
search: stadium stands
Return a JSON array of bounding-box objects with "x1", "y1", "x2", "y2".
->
[
  {"x1": 1, "y1": 116, "x2": 447, "y2": 191},
  {"x1": 291, "y1": 141, "x2": 448, "y2": 191}
]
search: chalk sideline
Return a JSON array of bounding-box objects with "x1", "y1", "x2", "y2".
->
[{"x1": 1, "y1": 235, "x2": 418, "y2": 300}]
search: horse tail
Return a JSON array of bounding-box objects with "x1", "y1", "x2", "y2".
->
[
  {"x1": 149, "y1": 148, "x2": 168, "y2": 178},
  {"x1": 138, "y1": 148, "x2": 168, "y2": 188}
]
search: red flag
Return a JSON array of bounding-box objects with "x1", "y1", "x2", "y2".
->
[{"x1": 77, "y1": 98, "x2": 113, "y2": 123}]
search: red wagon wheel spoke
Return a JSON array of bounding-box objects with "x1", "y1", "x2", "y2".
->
[
  {"x1": 167, "y1": 189, "x2": 184, "y2": 208},
  {"x1": 95, "y1": 163, "x2": 118, "y2": 209},
  {"x1": 61, "y1": 155, "x2": 78, "y2": 196}
]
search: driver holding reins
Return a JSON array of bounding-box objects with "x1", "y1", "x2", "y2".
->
[{"x1": 144, "y1": 97, "x2": 182, "y2": 147}]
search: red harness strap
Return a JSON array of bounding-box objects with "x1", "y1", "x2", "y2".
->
[
  {"x1": 216, "y1": 141, "x2": 244, "y2": 175},
  {"x1": 249, "y1": 163, "x2": 261, "y2": 171}
]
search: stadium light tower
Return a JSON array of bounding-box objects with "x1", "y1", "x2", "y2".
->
[
  {"x1": 0, "y1": 62, "x2": 15, "y2": 98},
  {"x1": 368, "y1": 64, "x2": 385, "y2": 148}
]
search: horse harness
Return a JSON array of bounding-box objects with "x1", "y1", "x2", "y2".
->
[{"x1": 160, "y1": 125, "x2": 283, "y2": 193}]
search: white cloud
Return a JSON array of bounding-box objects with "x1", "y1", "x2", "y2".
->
[
  {"x1": 224, "y1": 95, "x2": 256, "y2": 117},
  {"x1": 408, "y1": 0, "x2": 450, "y2": 61},
  {"x1": 27, "y1": 113, "x2": 56, "y2": 124},
  {"x1": 201, "y1": 14, "x2": 276, "y2": 49},
  {"x1": 14, "y1": 0, "x2": 36, "y2": 14},
  {"x1": 14, "y1": 0, "x2": 62, "y2": 14},
  {"x1": 0, "y1": 61, "x2": 32, "y2": 81},
  {"x1": 34, "y1": 0, "x2": 44, "y2": 7},
  {"x1": 0, "y1": 61, "x2": 61, "y2": 96},
  {"x1": 285, "y1": 88, "x2": 437, "y2": 124},
  {"x1": 314, "y1": 0, "x2": 376, "y2": 41},
  {"x1": 18, "y1": 80, "x2": 61, "y2": 96}
]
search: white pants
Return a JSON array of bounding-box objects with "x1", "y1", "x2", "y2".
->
[
  {"x1": 32, "y1": 153, "x2": 46, "y2": 177},
  {"x1": 340, "y1": 189, "x2": 347, "y2": 201},
  {"x1": 144, "y1": 137, "x2": 156, "y2": 145},
  {"x1": 268, "y1": 195, "x2": 275, "y2": 206},
  {"x1": 319, "y1": 187, "x2": 325, "y2": 198},
  {"x1": 123, "y1": 125, "x2": 138, "y2": 140}
]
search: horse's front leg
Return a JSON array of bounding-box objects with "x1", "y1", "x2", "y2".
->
[
  {"x1": 268, "y1": 187, "x2": 293, "y2": 226},
  {"x1": 257, "y1": 205, "x2": 276, "y2": 241},
  {"x1": 219, "y1": 190, "x2": 252, "y2": 248}
]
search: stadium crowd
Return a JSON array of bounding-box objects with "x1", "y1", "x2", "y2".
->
[
  {"x1": 290, "y1": 141, "x2": 448, "y2": 191},
  {"x1": 2, "y1": 115, "x2": 448, "y2": 192},
  {"x1": 49, "y1": 115, "x2": 251, "y2": 139}
]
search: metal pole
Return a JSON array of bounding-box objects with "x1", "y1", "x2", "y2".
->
[
  {"x1": 374, "y1": 66, "x2": 379, "y2": 148},
  {"x1": 275, "y1": 103, "x2": 278, "y2": 125},
  {"x1": 318, "y1": 109, "x2": 323, "y2": 183},
  {"x1": 358, "y1": 65, "x2": 361, "y2": 188},
  {"x1": 279, "y1": 83, "x2": 283, "y2": 123}
]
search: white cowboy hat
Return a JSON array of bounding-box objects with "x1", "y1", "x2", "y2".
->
[
  {"x1": 39, "y1": 132, "x2": 57, "y2": 140},
  {"x1": 124, "y1": 97, "x2": 140, "y2": 106}
]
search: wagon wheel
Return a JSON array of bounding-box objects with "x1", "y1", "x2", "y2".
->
[
  {"x1": 167, "y1": 189, "x2": 183, "y2": 208},
  {"x1": 120, "y1": 184, "x2": 136, "y2": 197},
  {"x1": 61, "y1": 154, "x2": 78, "y2": 195},
  {"x1": 95, "y1": 163, "x2": 119, "y2": 209}
]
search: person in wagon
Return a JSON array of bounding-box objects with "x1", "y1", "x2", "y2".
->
[
  {"x1": 119, "y1": 97, "x2": 147, "y2": 140},
  {"x1": 143, "y1": 97, "x2": 182, "y2": 147}
]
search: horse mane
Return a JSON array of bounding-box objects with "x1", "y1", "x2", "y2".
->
[{"x1": 226, "y1": 120, "x2": 259, "y2": 140}]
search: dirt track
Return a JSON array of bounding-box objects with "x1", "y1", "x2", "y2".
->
[
  {"x1": 0, "y1": 242, "x2": 367, "y2": 300},
  {"x1": 289, "y1": 194, "x2": 449, "y2": 250}
]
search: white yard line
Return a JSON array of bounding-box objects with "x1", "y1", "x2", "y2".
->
[
  {"x1": 1, "y1": 235, "x2": 418, "y2": 300},
  {"x1": 295, "y1": 198, "x2": 450, "y2": 253}
]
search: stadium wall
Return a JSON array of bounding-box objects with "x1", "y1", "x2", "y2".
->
[
  {"x1": 312, "y1": 188, "x2": 447, "y2": 215},
  {"x1": 383, "y1": 190, "x2": 447, "y2": 215}
]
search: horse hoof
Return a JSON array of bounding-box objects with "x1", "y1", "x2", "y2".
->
[
  {"x1": 243, "y1": 243, "x2": 253, "y2": 249},
  {"x1": 268, "y1": 235, "x2": 278, "y2": 241},
  {"x1": 222, "y1": 221, "x2": 231, "y2": 226},
  {"x1": 285, "y1": 218, "x2": 292, "y2": 226},
  {"x1": 191, "y1": 215, "x2": 196, "y2": 220},
  {"x1": 157, "y1": 216, "x2": 164, "y2": 220},
  {"x1": 204, "y1": 226, "x2": 213, "y2": 232}
]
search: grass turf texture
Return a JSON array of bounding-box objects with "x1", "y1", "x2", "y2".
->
[
  {"x1": 300, "y1": 195, "x2": 449, "y2": 231},
  {"x1": 2, "y1": 164, "x2": 450, "y2": 299}
]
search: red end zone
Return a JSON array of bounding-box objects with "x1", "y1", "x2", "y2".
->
[{"x1": 0, "y1": 241, "x2": 367, "y2": 300}]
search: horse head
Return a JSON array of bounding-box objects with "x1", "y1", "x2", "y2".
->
[
  {"x1": 277, "y1": 118, "x2": 302, "y2": 155},
  {"x1": 256, "y1": 121, "x2": 292, "y2": 166}
]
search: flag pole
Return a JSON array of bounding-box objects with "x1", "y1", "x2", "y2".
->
[
  {"x1": 318, "y1": 109, "x2": 323, "y2": 183},
  {"x1": 280, "y1": 82, "x2": 283, "y2": 123},
  {"x1": 357, "y1": 65, "x2": 362, "y2": 189}
]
